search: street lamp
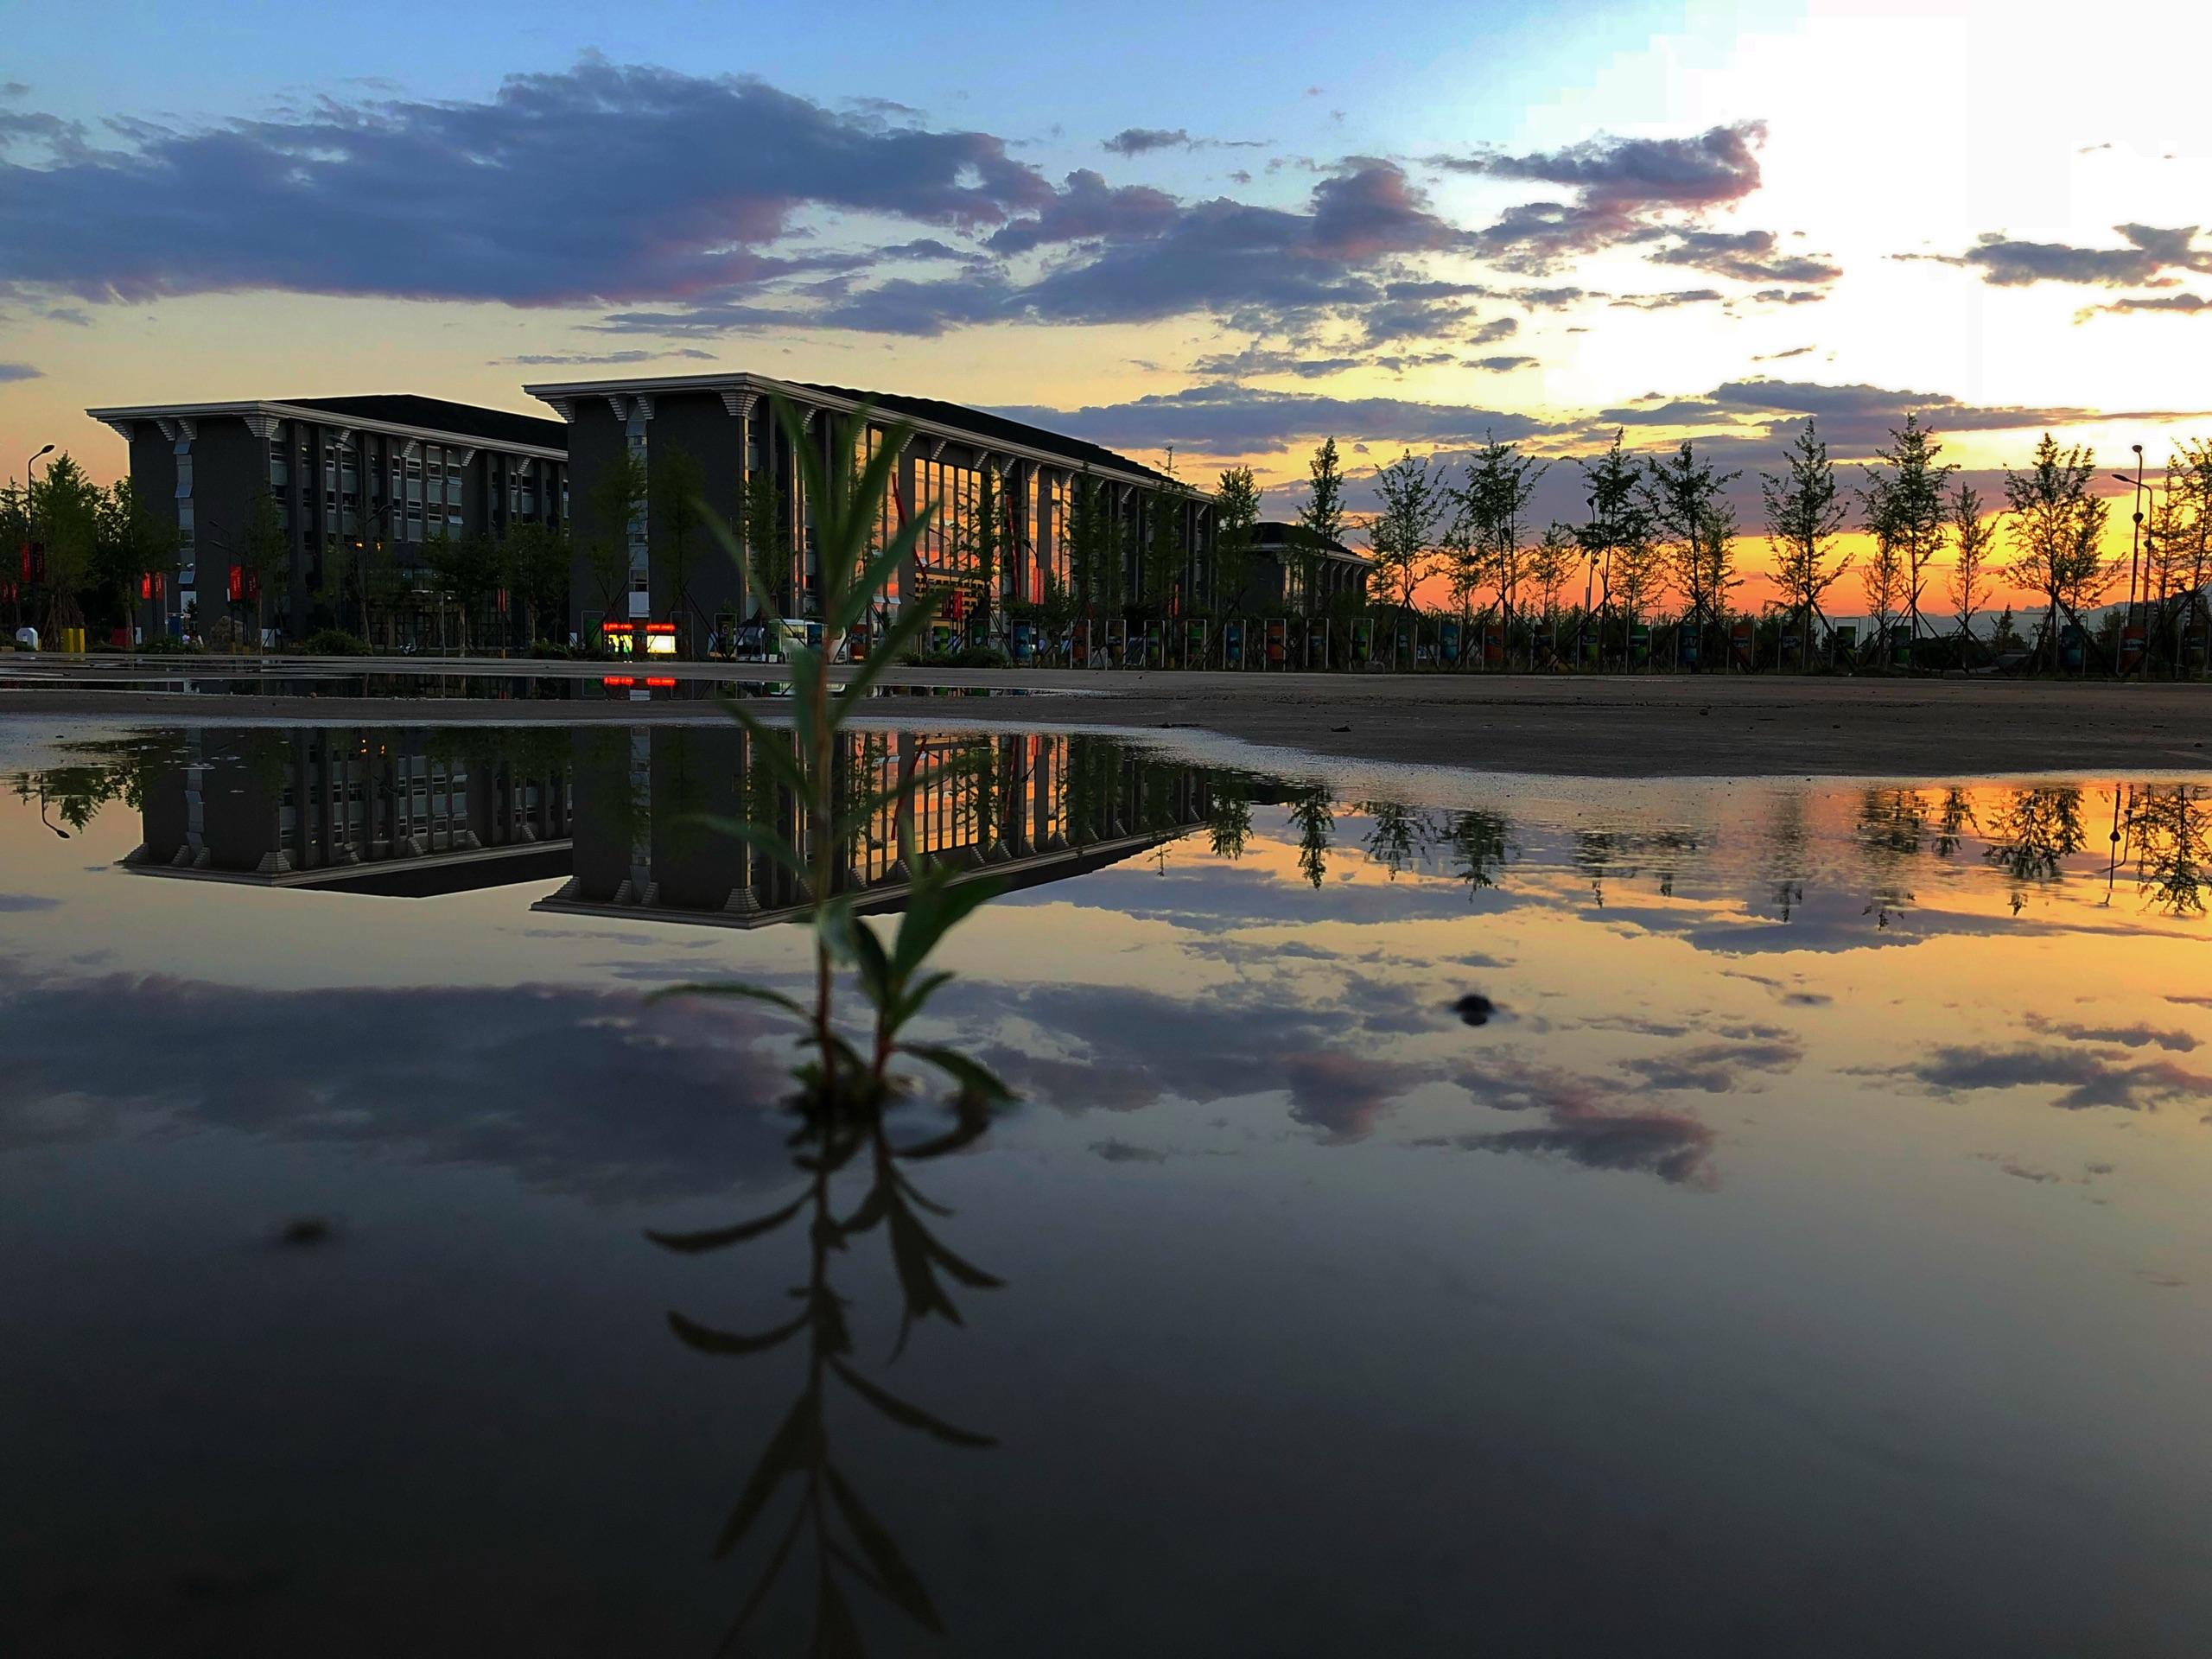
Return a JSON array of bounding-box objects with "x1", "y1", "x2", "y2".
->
[{"x1": 2112, "y1": 444, "x2": 2146, "y2": 677}]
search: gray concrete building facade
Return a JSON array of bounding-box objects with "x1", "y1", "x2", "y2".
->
[
  {"x1": 525, "y1": 371, "x2": 1211, "y2": 646},
  {"x1": 86, "y1": 394, "x2": 568, "y2": 642}
]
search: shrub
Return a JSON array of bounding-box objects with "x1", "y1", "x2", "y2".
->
[
  {"x1": 921, "y1": 645, "x2": 1010, "y2": 670},
  {"x1": 304, "y1": 627, "x2": 372, "y2": 656},
  {"x1": 526, "y1": 640, "x2": 575, "y2": 660}
]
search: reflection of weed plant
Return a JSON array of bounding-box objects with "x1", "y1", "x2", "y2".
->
[{"x1": 649, "y1": 400, "x2": 1012, "y2": 1654}]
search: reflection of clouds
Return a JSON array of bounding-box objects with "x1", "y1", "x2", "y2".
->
[
  {"x1": 0, "y1": 893, "x2": 60, "y2": 912},
  {"x1": 1090, "y1": 1138, "x2": 1167, "y2": 1165},
  {"x1": 1283, "y1": 1052, "x2": 1426, "y2": 1143},
  {"x1": 1426, "y1": 1064, "x2": 1717, "y2": 1186},
  {"x1": 1885, "y1": 1044, "x2": 2212, "y2": 1113},
  {"x1": 0, "y1": 964, "x2": 796, "y2": 1199},
  {"x1": 1618, "y1": 1035, "x2": 1803, "y2": 1094}
]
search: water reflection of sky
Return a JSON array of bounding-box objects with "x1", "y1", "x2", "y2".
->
[{"x1": 3, "y1": 728, "x2": 2211, "y2": 1656}]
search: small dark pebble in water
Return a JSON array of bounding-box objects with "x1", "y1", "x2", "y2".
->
[
  {"x1": 1452, "y1": 993, "x2": 1497, "y2": 1027},
  {"x1": 277, "y1": 1217, "x2": 332, "y2": 1248}
]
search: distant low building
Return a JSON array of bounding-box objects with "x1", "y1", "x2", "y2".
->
[
  {"x1": 1244, "y1": 520, "x2": 1370, "y2": 611},
  {"x1": 86, "y1": 394, "x2": 568, "y2": 643}
]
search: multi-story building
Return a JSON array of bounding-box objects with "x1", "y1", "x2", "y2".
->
[
  {"x1": 85, "y1": 394, "x2": 569, "y2": 643},
  {"x1": 537, "y1": 726, "x2": 1217, "y2": 929},
  {"x1": 122, "y1": 727, "x2": 573, "y2": 895},
  {"x1": 521, "y1": 371, "x2": 1212, "y2": 645}
]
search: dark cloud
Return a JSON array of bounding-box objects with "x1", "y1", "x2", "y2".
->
[
  {"x1": 1652, "y1": 229, "x2": 1840, "y2": 285},
  {"x1": 1915, "y1": 224, "x2": 2212, "y2": 289},
  {"x1": 1751, "y1": 288, "x2": 1827, "y2": 305},
  {"x1": 492, "y1": 347, "x2": 715, "y2": 366},
  {"x1": 0, "y1": 361, "x2": 41, "y2": 383},
  {"x1": 991, "y1": 382, "x2": 1561, "y2": 456},
  {"x1": 1185, "y1": 344, "x2": 1364, "y2": 379},
  {"x1": 1470, "y1": 354, "x2": 1536, "y2": 373},
  {"x1": 1609, "y1": 289, "x2": 1726, "y2": 310},
  {"x1": 1284, "y1": 1051, "x2": 1425, "y2": 1142},
  {"x1": 0, "y1": 892, "x2": 59, "y2": 909},
  {"x1": 2082, "y1": 293, "x2": 2210, "y2": 318},
  {"x1": 1103, "y1": 127, "x2": 1192, "y2": 156},
  {"x1": 986, "y1": 168, "x2": 1179, "y2": 254},
  {"x1": 1090, "y1": 1137, "x2": 1168, "y2": 1163},
  {"x1": 1751, "y1": 345, "x2": 1816, "y2": 362},
  {"x1": 1435, "y1": 121, "x2": 1767, "y2": 273},
  {"x1": 2024, "y1": 1016, "x2": 2198, "y2": 1053},
  {"x1": 0, "y1": 58, "x2": 1053, "y2": 306}
]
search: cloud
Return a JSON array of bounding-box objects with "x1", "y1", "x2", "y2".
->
[
  {"x1": 1915, "y1": 223, "x2": 2212, "y2": 289},
  {"x1": 1433, "y1": 121, "x2": 1767, "y2": 273},
  {"x1": 1090, "y1": 1137, "x2": 1168, "y2": 1163},
  {"x1": 0, "y1": 965, "x2": 798, "y2": 1199},
  {"x1": 1752, "y1": 345, "x2": 1816, "y2": 362},
  {"x1": 1421, "y1": 1064, "x2": 1717, "y2": 1185},
  {"x1": 1470, "y1": 355, "x2": 1536, "y2": 373},
  {"x1": 1651, "y1": 228, "x2": 1840, "y2": 285},
  {"x1": 491, "y1": 347, "x2": 715, "y2": 365},
  {"x1": 990, "y1": 382, "x2": 1562, "y2": 456},
  {"x1": 2082, "y1": 293, "x2": 2211, "y2": 319},
  {"x1": 0, "y1": 361, "x2": 41, "y2": 383},
  {"x1": 1103, "y1": 127, "x2": 1192, "y2": 156},
  {"x1": 1886, "y1": 1042, "x2": 2212, "y2": 1113},
  {"x1": 0, "y1": 57, "x2": 1054, "y2": 306},
  {"x1": 2024, "y1": 1016, "x2": 2198, "y2": 1053},
  {"x1": 985, "y1": 168, "x2": 1180, "y2": 254},
  {"x1": 0, "y1": 892, "x2": 59, "y2": 910},
  {"x1": 1618, "y1": 1036, "x2": 1803, "y2": 1094}
]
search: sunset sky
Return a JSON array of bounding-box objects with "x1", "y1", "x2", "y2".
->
[{"x1": 4, "y1": 0, "x2": 2210, "y2": 607}]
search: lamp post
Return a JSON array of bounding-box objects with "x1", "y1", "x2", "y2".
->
[{"x1": 2112, "y1": 445, "x2": 2146, "y2": 677}]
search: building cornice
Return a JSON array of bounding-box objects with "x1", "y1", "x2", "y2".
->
[
  {"x1": 83, "y1": 401, "x2": 568, "y2": 462},
  {"x1": 520, "y1": 370, "x2": 1199, "y2": 499}
]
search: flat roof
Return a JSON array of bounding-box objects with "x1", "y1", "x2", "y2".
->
[
  {"x1": 86, "y1": 395, "x2": 569, "y2": 460},
  {"x1": 521, "y1": 369, "x2": 1186, "y2": 495}
]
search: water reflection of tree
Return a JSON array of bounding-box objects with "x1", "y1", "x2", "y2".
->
[
  {"x1": 1359, "y1": 799, "x2": 1421, "y2": 878},
  {"x1": 1982, "y1": 786, "x2": 2085, "y2": 911},
  {"x1": 1574, "y1": 826, "x2": 1700, "y2": 905},
  {"x1": 1290, "y1": 785, "x2": 1334, "y2": 889},
  {"x1": 12, "y1": 732, "x2": 189, "y2": 831},
  {"x1": 2126, "y1": 785, "x2": 2207, "y2": 915},
  {"x1": 652, "y1": 1081, "x2": 999, "y2": 1654},
  {"x1": 1205, "y1": 774, "x2": 1253, "y2": 860},
  {"x1": 1446, "y1": 810, "x2": 1513, "y2": 893},
  {"x1": 1855, "y1": 788, "x2": 1926, "y2": 925},
  {"x1": 1760, "y1": 791, "x2": 1808, "y2": 921},
  {"x1": 1933, "y1": 787, "x2": 1978, "y2": 856}
]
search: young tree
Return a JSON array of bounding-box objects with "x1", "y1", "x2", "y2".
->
[
  {"x1": 2004, "y1": 433, "x2": 2112, "y2": 670},
  {"x1": 1859, "y1": 413, "x2": 1955, "y2": 664},
  {"x1": 737, "y1": 460, "x2": 786, "y2": 614},
  {"x1": 585, "y1": 448, "x2": 648, "y2": 630},
  {"x1": 1142, "y1": 480, "x2": 1187, "y2": 617},
  {"x1": 1643, "y1": 439, "x2": 1739, "y2": 669},
  {"x1": 424, "y1": 531, "x2": 500, "y2": 652},
  {"x1": 1369, "y1": 453, "x2": 1442, "y2": 622},
  {"x1": 1296, "y1": 436, "x2": 1347, "y2": 616},
  {"x1": 1858, "y1": 516, "x2": 1905, "y2": 661},
  {"x1": 238, "y1": 488, "x2": 289, "y2": 649},
  {"x1": 1212, "y1": 465, "x2": 1262, "y2": 617},
  {"x1": 1762, "y1": 419, "x2": 1852, "y2": 670},
  {"x1": 969, "y1": 465, "x2": 1002, "y2": 644},
  {"x1": 1575, "y1": 432, "x2": 1648, "y2": 665},
  {"x1": 1457, "y1": 435, "x2": 1548, "y2": 664},
  {"x1": 1065, "y1": 471, "x2": 1102, "y2": 616},
  {"x1": 502, "y1": 520, "x2": 571, "y2": 646},
  {"x1": 32, "y1": 454, "x2": 101, "y2": 638},
  {"x1": 93, "y1": 477, "x2": 180, "y2": 638},
  {"x1": 1528, "y1": 521, "x2": 1577, "y2": 662},
  {"x1": 1947, "y1": 481, "x2": 1997, "y2": 660},
  {"x1": 652, "y1": 442, "x2": 708, "y2": 651}
]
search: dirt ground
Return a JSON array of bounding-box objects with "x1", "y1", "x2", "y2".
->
[{"x1": 3, "y1": 657, "x2": 2209, "y2": 778}]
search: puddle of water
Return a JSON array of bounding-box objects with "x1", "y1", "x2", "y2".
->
[
  {"x1": 0, "y1": 668, "x2": 1056, "y2": 702},
  {"x1": 3, "y1": 722, "x2": 2209, "y2": 1656}
]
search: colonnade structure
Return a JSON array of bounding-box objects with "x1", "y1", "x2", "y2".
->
[{"x1": 523, "y1": 371, "x2": 1218, "y2": 648}]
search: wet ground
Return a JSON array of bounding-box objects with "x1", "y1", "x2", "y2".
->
[{"x1": 3, "y1": 721, "x2": 2209, "y2": 1655}]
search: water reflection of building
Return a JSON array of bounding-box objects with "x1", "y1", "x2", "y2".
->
[
  {"x1": 537, "y1": 728, "x2": 1214, "y2": 929},
  {"x1": 122, "y1": 728, "x2": 574, "y2": 895}
]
